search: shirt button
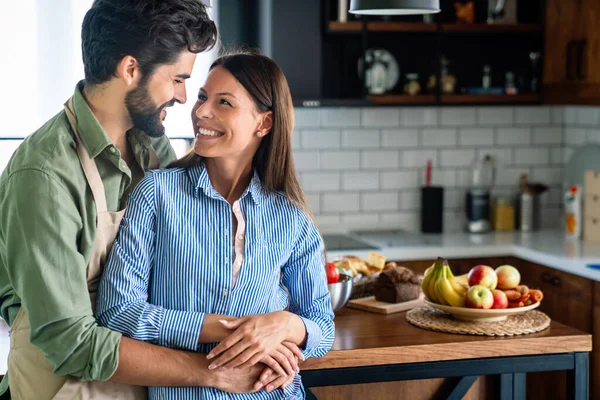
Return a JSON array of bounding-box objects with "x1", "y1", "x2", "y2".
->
[
  {"x1": 223, "y1": 289, "x2": 229, "y2": 296},
  {"x1": 224, "y1": 228, "x2": 229, "y2": 235},
  {"x1": 109, "y1": 147, "x2": 117, "y2": 154}
]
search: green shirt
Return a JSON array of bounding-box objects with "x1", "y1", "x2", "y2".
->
[{"x1": 0, "y1": 81, "x2": 176, "y2": 391}]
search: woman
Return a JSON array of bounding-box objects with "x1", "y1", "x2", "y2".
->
[{"x1": 96, "y1": 51, "x2": 335, "y2": 400}]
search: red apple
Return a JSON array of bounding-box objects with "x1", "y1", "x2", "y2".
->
[
  {"x1": 495, "y1": 265, "x2": 521, "y2": 290},
  {"x1": 468, "y1": 265, "x2": 498, "y2": 290},
  {"x1": 464, "y1": 285, "x2": 494, "y2": 309},
  {"x1": 491, "y1": 289, "x2": 508, "y2": 309}
]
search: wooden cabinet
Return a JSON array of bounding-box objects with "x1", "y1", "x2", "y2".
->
[
  {"x1": 518, "y1": 260, "x2": 595, "y2": 400},
  {"x1": 543, "y1": 0, "x2": 600, "y2": 104},
  {"x1": 593, "y1": 282, "x2": 600, "y2": 400}
]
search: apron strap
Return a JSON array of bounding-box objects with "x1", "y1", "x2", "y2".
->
[{"x1": 64, "y1": 98, "x2": 108, "y2": 214}]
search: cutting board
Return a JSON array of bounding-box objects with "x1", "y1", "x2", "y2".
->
[{"x1": 346, "y1": 294, "x2": 424, "y2": 314}]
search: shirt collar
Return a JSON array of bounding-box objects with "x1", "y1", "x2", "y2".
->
[
  {"x1": 71, "y1": 81, "x2": 153, "y2": 159},
  {"x1": 187, "y1": 163, "x2": 263, "y2": 206}
]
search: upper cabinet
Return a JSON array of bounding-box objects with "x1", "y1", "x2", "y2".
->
[{"x1": 543, "y1": 0, "x2": 600, "y2": 104}]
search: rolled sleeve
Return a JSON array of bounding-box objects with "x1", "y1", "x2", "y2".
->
[
  {"x1": 282, "y1": 209, "x2": 335, "y2": 359},
  {"x1": 96, "y1": 173, "x2": 205, "y2": 352},
  {"x1": 0, "y1": 169, "x2": 120, "y2": 381}
]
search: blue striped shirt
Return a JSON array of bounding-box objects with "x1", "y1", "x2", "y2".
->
[{"x1": 96, "y1": 164, "x2": 335, "y2": 400}]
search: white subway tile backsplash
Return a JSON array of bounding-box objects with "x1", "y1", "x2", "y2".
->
[
  {"x1": 477, "y1": 148, "x2": 513, "y2": 168},
  {"x1": 531, "y1": 167, "x2": 563, "y2": 185},
  {"x1": 378, "y1": 212, "x2": 420, "y2": 232},
  {"x1": 361, "y1": 150, "x2": 400, "y2": 169},
  {"x1": 340, "y1": 213, "x2": 381, "y2": 228},
  {"x1": 430, "y1": 168, "x2": 457, "y2": 187},
  {"x1": 381, "y1": 171, "x2": 419, "y2": 189},
  {"x1": 456, "y1": 169, "x2": 470, "y2": 188},
  {"x1": 550, "y1": 148, "x2": 563, "y2": 164},
  {"x1": 294, "y1": 151, "x2": 320, "y2": 171},
  {"x1": 440, "y1": 149, "x2": 477, "y2": 167},
  {"x1": 441, "y1": 107, "x2": 476, "y2": 126},
  {"x1": 381, "y1": 129, "x2": 419, "y2": 148},
  {"x1": 361, "y1": 109, "x2": 400, "y2": 127},
  {"x1": 577, "y1": 107, "x2": 600, "y2": 126},
  {"x1": 320, "y1": 108, "x2": 361, "y2": 127},
  {"x1": 301, "y1": 129, "x2": 340, "y2": 149},
  {"x1": 444, "y1": 210, "x2": 465, "y2": 232},
  {"x1": 564, "y1": 107, "x2": 578, "y2": 125},
  {"x1": 515, "y1": 106, "x2": 551, "y2": 125},
  {"x1": 400, "y1": 190, "x2": 419, "y2": 210},
  {"x1": 361, "y1": 192, "x2": 399, "y2": 211},
  {"x1": 514, "y1": 148, "x2": 550, "y2": 166},
  {"x1": 444, "y1": 188, "x2": 463, "y2": 210},
  {"x1": 301, "y1": 172, "x2": 340, "y2": 192},
  {"x1": 322, "y1": 193, "x2": 360, "y2": 213},
  {"x1": 320, "y1": 151, "x2": 360, "y2": 170},
  {"x1": 459, "y1": 128, "x2": 494, "y2": 146},
  {"x1": 291, "y1": 130, "x2": 300, "y2": 150},
  {"x1": 401, "y1": 149, "x2": 438, "y2": 168},
  {"x1": 496, "y1": 128, "x2": 532, "y2": 145},
  {"x1": 342, "y1": 172, "x2": 380, "y2": 190},
  {"x1": 342, "y1": 129, "x2": 380, "y2": 148},
  {"x1": 421, "y1": 128, "x2": 457, "y2": 147},
  {"x1": 565, "y1": 128, "x2": 588, "y2": 146},
  {"x1": 551, "y1": 106, "x2": 564, "y2": 125},
  {"x1": 476, "y1": 107, "x2": 514, "y2": 126},
  {"x1": 564, "y1": 147, "x2": 575, "y2": 164},
  {"x1": 533, "y1": 127, "x2": 563, "y2": 145},
  {"x1": 315, "y1": 214, "x2": 341, "y2": 229},
  {"x1": 587, "y1": 128, "x2": 600, "y2": 144},
  {"x1": 294, "y1": 108, "x2": 320, "y2": 128},
  {"x1": 306, "y1": 193, "x2": 321, "y2": 214},
  {"x1": 400, "y1": 107, "x2": 438, "y2": 127}
]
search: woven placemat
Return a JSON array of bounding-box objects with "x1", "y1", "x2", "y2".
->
[{"x1": 406, "y1": 307, "x2": 551, "y2": 337}]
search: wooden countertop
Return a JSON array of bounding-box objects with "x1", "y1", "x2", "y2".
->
[{"x1": 301, "y1": 308, "x2": 592, "y2": 371}]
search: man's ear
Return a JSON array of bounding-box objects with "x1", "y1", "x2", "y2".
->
[{"x1": 116, "y1": 56, "x2": 141, "y2": 86}]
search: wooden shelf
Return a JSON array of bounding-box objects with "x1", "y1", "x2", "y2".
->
[
  {"x1": 328, "y1": 21, "x2": 542, "y2": 34},
  {"x1": 440, "y1": 94, "x2": 542, "y2": 104},
  {"x1": 368, "y1": 95, "x2": 436, "y2": 105},
  {"x1": 441, "y1": 23, "x2": 543, "y2": 33},
  {"x1": 328, "y1": 21, "x2": 437, "y2": 33}
]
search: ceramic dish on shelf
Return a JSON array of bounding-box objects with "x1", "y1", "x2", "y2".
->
[{"x1": 423, "y1": 299, "x2": 541, "y2": 322}]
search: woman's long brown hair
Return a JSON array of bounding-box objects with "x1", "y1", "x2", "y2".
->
[{"x1": 169, "y1": 50, "x2": 313, "y2": 218}]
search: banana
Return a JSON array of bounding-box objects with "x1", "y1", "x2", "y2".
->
[
  {"x1": 454, "y1": 273, "x2": 469, "y2": 287},
  {"x1": 437, "y1": 266, "x2": 466, "y2": 307},
  {"x1": 431, "y1": 266, "x2": 449, "y2": 305},
  {"x1": 423, "y1": 266, "x2": 440, "y2": 303},
  {"x1": 449, "y1": 275, "x2": 469, "y2": 297},
  {"x1": 421, "y1": 267, "x2": 434, "y2": 301}
]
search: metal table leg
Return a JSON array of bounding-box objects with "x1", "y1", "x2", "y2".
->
[{"x1": 567, "y1": 352, "x2": 589, "y2": 400}]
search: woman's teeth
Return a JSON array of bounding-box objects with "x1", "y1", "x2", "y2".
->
[{"x1": 198, "y1": 127, "x2": 222, "y2": 137}]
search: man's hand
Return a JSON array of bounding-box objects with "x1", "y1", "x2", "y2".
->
[{"x1": 211, "y1": 363, "x2": 263, "y2": 394}]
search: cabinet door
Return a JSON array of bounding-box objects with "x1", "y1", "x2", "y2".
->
[
  {"x1": 580, "y1": 0, "x2": 600, "y2": 84},
  {"x1": 543, "y1": 0, "x2": 584, "y2": 85}
]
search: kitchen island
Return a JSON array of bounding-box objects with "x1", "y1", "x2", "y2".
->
[{"x1": 301, "y1": 307, "x2": 591, "y2": 400}]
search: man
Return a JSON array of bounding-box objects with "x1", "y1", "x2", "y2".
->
[{"x1": 0, "y1": 0, "x2": 291, "y2": 398}]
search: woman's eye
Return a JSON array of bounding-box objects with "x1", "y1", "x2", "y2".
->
[
  {"x1": 220, "y1": 99, "x2": 232, "y2": 107},
  {"x1": 175, "y1": 80, "x2": 183, "y2": 84},
  {"x1": 198, "y1": 94, "x2": 207, "y2": 101}
]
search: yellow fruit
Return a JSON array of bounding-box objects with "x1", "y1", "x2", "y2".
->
[{"x1": 437, "y1": 266, "x2": 466, "y2": 307}]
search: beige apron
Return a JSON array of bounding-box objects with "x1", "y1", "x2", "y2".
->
[{"x1": 7, "y1": 97, "x2": 159, "y2": 399}]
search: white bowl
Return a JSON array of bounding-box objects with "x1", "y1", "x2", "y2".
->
[{"x1": 423, "y1": 299, "x2": 541, "y2": 322}]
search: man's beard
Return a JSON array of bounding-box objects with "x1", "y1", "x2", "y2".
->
[{"x1": 125, "y1": 81, "x2": 174, "y2": 138}]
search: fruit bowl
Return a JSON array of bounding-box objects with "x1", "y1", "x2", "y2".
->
[{"x1": 423, "y1": 299, "x2": 541, "y2": 322}]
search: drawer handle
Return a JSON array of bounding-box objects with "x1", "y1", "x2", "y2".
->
[
  {"x1": 540, "y1": 271, "x2": 553, "y2": 283},
  {"x1": 551, "y1": 276, "x2": 562, "y2": 288}
]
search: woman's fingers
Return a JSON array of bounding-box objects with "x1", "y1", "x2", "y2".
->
[
  {"x1": 271, "y1": 348, "x2": 296, "y2": 376},
  {"x1": 207, "y1": 330, "x2": 246, "y2": 360},
  {"x1": 258, "y1": 360, "x2": 282, "y2": 380},
  {"x1": 275, "y1": 344, "x2": 298, "y2": 373},
  {"x1": 232, "y1": 351, "x2": 269, "y2": 372},
  {"x1": 265, "y1": 373, "x2": 295, "y2": 393},
  {"x1": 282, "y1": 341, "x2": 305, "y2": 362},
  {"x1": 208, "y1": 339, "x2": 250, "y2": 369}
]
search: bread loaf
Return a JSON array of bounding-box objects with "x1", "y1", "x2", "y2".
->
[{"x1": 374, "y1": 265, "x2": 420, "y2": 303}]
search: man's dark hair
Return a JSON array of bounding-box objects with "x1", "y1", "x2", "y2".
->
[{"x1": 82, "y1": 0, "x2": 217, "y2": 85}]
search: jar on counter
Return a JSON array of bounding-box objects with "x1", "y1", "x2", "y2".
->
[{"x1": 492, "y1": 197, "x2": 515, "y2": 231}]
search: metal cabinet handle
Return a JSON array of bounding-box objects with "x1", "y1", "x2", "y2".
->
[
  {"x1": 551, "y1": 275, "x2": 562, "y2": 288},
  {"x1": 566, "y1": 40, "x2": 577, "y2": 80},
  {"x1": 576, "y1": 39, "x2": 587, "y2": 80},
  {"x1": 540, "y1": 271, "x2": 553, "y2": 283}
]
